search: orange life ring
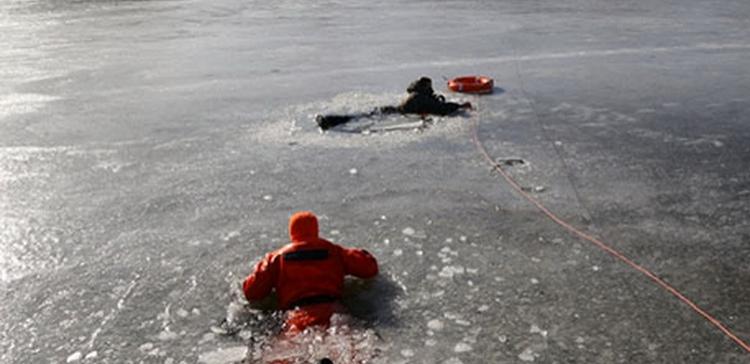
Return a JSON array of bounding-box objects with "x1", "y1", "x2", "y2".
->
[{"x1": 447, "y1": 76, "x2": 494, "y2": 94}]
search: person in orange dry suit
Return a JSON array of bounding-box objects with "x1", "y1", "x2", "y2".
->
[{"x1": 242, "y1": 211, "x2": 379, "y2": 337}]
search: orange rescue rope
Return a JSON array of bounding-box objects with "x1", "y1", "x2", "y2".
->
[{"x1": 469, "y1": 110, "x2": 750, "y2": 354}]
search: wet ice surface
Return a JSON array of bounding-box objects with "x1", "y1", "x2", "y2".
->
[{"x1": 2, "y1": 0, "x2": 750, "y2": 363}]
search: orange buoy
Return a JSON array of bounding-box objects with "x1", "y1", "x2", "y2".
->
[{"x1": 447, "y1": 76, "x2": 494, "y2": 94}]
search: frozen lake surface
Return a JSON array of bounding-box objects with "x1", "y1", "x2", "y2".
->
[{"x1": 2, "y1": 0, "x2": 750, "y2": 363}]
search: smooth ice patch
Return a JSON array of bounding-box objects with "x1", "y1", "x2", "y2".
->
[{"x1": 198, "y1": 346, "x2": 248, "y2": 364}]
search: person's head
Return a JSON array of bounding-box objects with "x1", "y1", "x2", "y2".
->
[
  {"x1": 406, "y1": 76, "x2": 434, "y2": 95},
  {"x1": 289, "y1": 211, "x2": 319, "y2": 242}
]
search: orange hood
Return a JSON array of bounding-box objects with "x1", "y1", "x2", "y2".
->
[{"x1": 289, "y1": 211, "x2": 319, "y2": 243}]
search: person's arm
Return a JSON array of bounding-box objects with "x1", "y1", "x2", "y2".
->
[
  {"x1": 341, "y1": 247, "x2": 379, "y2": 279},
  {"x1": 242, "y1": 253, "x2": 279, "y2": 302}
]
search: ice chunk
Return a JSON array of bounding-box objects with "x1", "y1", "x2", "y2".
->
[
  {"x1": 177, "y1": 308, "x2": 189, "y2": 318},
  {"x1": 427, "y1": 319, "x2": 444, "y2": 331},
  {"x1": 158, "y1": 330, "x2": 179, "y2": 341},
  {"x1": 530, "y1": 325, "x2": 548, "y2": 337},
  {"x1": 402, "y1": 227, "x2": 416, "y2": 236},
  {"x1": 66, "y1": 352, "x2": 82, "y2": 362},
  {"x1": 518, "y1": 347, "x2": 536, "y2": 361},
  {"x1": 349, "y1": 168, "x2": 358, "y2": 175},
  {"x1": 262, "y1": 195, "x2": 273, "y2": 201},
  {"x1": 401, "y1": 349, "x2": 415, "y2": 357},
  {"x1": 438, "y1": 265, "x2": 465, "y2": 278},
  {"x1": 84, "y1": 351, "x2": 97, "y2": 360},
  {"x1": 443, "y1": 357, "x2": 464, "y2": 364},
  {"x1": 454, "y1": 343, "x2": 472, "y2": 353},
  {"x1": 478, "y1": 305, "x2": 490, "y2": 312},
  {"x1": 198, "y1": 347, "x2": 248, "y2": 364},
  {"x1": 498, "y1": 335, "x2": 508, "y2": 343},
  {"x1": 393, "y1": 249, "x2": 403, "y2": 256}
]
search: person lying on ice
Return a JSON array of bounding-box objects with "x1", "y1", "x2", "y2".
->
[
  {"x1": 242, "y1": 211, "x2": 379, "y2": 337},
  {"x1": 315, "y1": 76, "x2": 473, "y2": 130}
]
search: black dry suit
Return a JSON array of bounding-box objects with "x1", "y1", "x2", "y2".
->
[{"x1": 315, "y1": 77, "x2": 470, "y2": 130}]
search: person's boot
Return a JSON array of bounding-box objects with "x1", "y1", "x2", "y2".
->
[{"x1": 315, "y1": 114, "x2": 353, "y2": 130}]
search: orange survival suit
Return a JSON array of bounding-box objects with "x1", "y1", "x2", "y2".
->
[{"x1": 243, "y1": 211, "x2": 379, "y2": 335}]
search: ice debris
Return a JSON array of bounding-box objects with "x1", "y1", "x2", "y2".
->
[
  {"x1": 438, "y1": 265, "x2": 465, "y2": 278},
  {"x1": 66, "y1": 352, "x2": 82, "y2": 362},
  {"x1": 427, "y1": 319, "x2": 444, "y2": 331},
  {"x1": 198, "y1": 347, "x2": 248, "y2": 364},
  {"x1": 530, "y1": 324, "x2": 548, "y2": 338},
  {"x1": 518, "y1": 347, "x2": 537, "y2": 362},
  {"x1": 454, "y1": 342, "x2": 472, "y2": 353}
]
